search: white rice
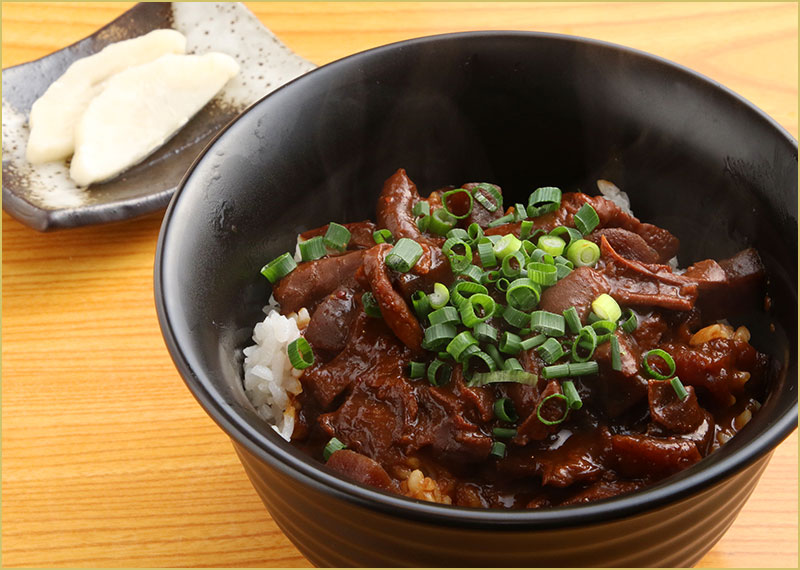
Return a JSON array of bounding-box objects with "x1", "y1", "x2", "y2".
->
[{"x1": 242, "y1": 301, "x2": 309, "y2": 441}]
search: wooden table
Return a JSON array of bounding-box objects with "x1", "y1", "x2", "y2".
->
[{"x1": 2, "y1": 2, "x2": 797, "y2": 567}]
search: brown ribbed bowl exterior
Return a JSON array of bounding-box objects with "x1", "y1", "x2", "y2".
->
[
  {"x1": 234, "y1": 443, "x2": 770, "y2": 568},
  {"x1": 155, "y1": 31, "x2": 798, "y2": 570}
]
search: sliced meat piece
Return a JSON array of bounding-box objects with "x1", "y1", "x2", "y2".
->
[
  {"x1": 588, "y1": 227, "x2": 660, "y2": 264},
  {"x1": 538, "y1": 266, "x2": 610, "y2": 322},
  {"x1": 326, "y1": 449, "x2": 398, "y2": 492},
  {"x1": 300, "y1": 220, "x2": 378, "y2": 251},
  {"x1": 273, "y1": 249, "x2": 365, "y2": 314},
  {"x1": 600, "y1": 236, "x2": 698, "y2": 311},
  {"x1": 301, "y1": 312, "x2": 410, "y2": 408},
  {"x1": 363, "y1": 243, "x2": 424, "y2": 353},
  {"x1": 610, "y1": 434, "x2": 702, "y2": 478},
  {"x1": 559, "y1": 479, "x2": 647, "y2": 506},
  {"x1": 694, "y1": 248, "x2": 766, "y2": 320},
  {"x1": 396, "y1": 245, "x2": 454, "y2": 298},
  {"x1": 304, "y1": 284, "x2": 364, "y2": 359},
  {"x1": 647, "y1": 381, "x2": 706, "y2": 433},
  {"x1": 513, "y1": 380, "x2": 566, "y2": 445},
  {"x1": 376, "y1": 168, "x2": 442, "y2": 246}
]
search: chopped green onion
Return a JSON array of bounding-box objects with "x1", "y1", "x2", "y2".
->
[
  {"x1": 467, "y1": 223, "x2": 484, "y2": 244},
  {"x1": 537, "y1": 337, "x2": 565, "y2": 364},
  {"x1": 464, "y1": 350, "x2": 497, "y2": 377},
  {"x1": 412, "y1": 201, "x2": 430, "y2": 217},
  {"x1": 480, "y1": 269, "x2": 501, "y2": 286},
  {"x1": 459, "y1": 264, "x2": 484, "y2": 283},
  {"x1": 323, "y1": 437, "x2": 346, "y2": 461},
  {"x1": 477, "y1": 241, "x2": 497, "y2": 268},
  {"x1": 422, "y1": 323, "x2": 458, "y2": 350},
  {"x1": 529, "y1": 248, "x2": 554, "y2": 265},
  {"x1": 485, "y1": 343, "x2": 504, "y2": 369},
  {"x1": 490, "y1": 441, "x2": 507, "y2": 458},
  {"x1": 323, "y1": 222, "x2": 352, "y2": 251},
  {"x1": 573, "y1": 203, "x2": 600, "y2": 235},
  {"x1": 642, "y1": 349, "x2": 676, "y2": 380},
  {"x1": 459, "y1": 294, "x2": 496, "y2": 327},
  {"x1": 442, "y1": 188, "x2": 474, "y2": 219},
  {"x1": 499, "y1": 331, "x2": 523, "y2": 355},
  {"x1": 590, "y1": 319, "x2": 617, "y2": 342},
  {"x1": 555, "y1": 263, "x2": 572, "y2": 280},
  {"x1": 568, "y1": 361, "x2": 599, "y2": 376},
  {"x1": 501, "y1": 250, "x2": 526, "y2": 278},
  {"x1": 537, "y1": 235, "x2": 566, "y2": 257},
  {"x1": 362, "y1": 291, "x2": 382, "y2": 318},
  {"x1": 563, "y1": 306, "x2": 581, "y2": 334},
  {"x1": 502, "y1": 305, "x2": 530, "y2": 329},
  {"x1": 527, "y1": 262, "x2": 558, "y2": 287},
  {"x1": 429, "y1": 208, "x2": 457, "y2": 235},
  {"x1": 446, "y1": 331, "x2": 479, "y2": 361},
  {"x1": 536, "y1": 393, "x2": 569, "y2": 425},
  {"x1": 411, "y1": 290, "x2": 432, "y2": 319},
  {"x1": 442, "y1": 237, "x2": 473, "y2": 273},
  {"x1": 521, "y1": 334, "x2": 547, "y2": 350},
  {"x1": 527, "y1": 186, "x2": 562, "y2": 217},
  {"x1": 670, "y1": 376, "x2": 689, "y2": 400},
  {"x1": 554, "y1": 254, "x2": 574, "y2": 268},
  {"x1": 562, "y1": 380, "x2": 583, "y2": 410},
  {"x1": 467, "y1": 369, "x2": 538, "y2": 387},
  {"x1": 542, "y1": 363, "x2": 571, "y2": 379},
  {"x1": 428, "y1": 306, "x2": 460, "y2": 327},
  {"x1": 372, "y1": 228, "x2": 394, "y2": 244},
  {"x1": 549, "y1": 226, "x2": 583, "y2": 247},
  {"x1": 487, "y1": 213, "x2": 516, "y2": 228},
  {"x1": 428, "y1": 282, "x2": 451, "y2": 309},
  {"x1": 458, "y1": 343, "x2": 481, "y2": 363},
  {"x1": 503, "y1": 357, "x2": 524, "y2": 371},
  {"x1": 566, "y1": 239, "x2": 601, "y2": 267},
  {"x1": 299, "y1": 236, "x2": 327, "y2": 261},
  {"x1": 471, "y1": 183, "x2": 502, "y2": 213},
  {"x1": 473, "y1": 323, "x2": 499, "y2": 344},
  {"x1": 506, "y1": 278, "x2": 541, "y2": 311},
  {"x1": 493, "y1": 427, "x2": 517, "y2": 439},
  {"x1": 260, "y1": 252, "x2": 297, "y2": 283},
  {"x1": 495, "y1": 278, "x2": 511, "y2": 293},
  {"x1": 287, "y1": 337, "x2": 314, "y2": 370},
  {"x1": 610, "y1": 335, "x2": 622, "y2": 371},
  {"x1": 408, "y1": 361, "x2": 426, "y2": 378},
  {"x1": 520, "y1": 220, "x2": 534, "y2": 240},
  {"x1": 450, "y1": 280, "x2": 488, "y2": 308},
  {"x1": 621, "y1": 309, "x2": 638, "y2": 333},
  {"x1": 571, "y1": 325, "x2": 598, "y2": 362},
  {"x1": 530, "y1": 310, "x2": 566, "y2": 337},
  {"x1": 427, "y1": 359, "x2": 452, "y2": 386},
  {"x1": 494, "y1": 397, "x2": 519, "y2": 422},
  {"x1": 446, "y1": 227, "x2": 470, "y2": 241},
  {"x1": 493, "y1": 234, "x2": 522, "y2": 259},
  {"x1": 416, "y1": 215, "x2": 431, "y2": 232},
  {"x1": 592, "y1": 293, "x2": 622, "y2": 323},
  {"x1": 385, "y1": 238, "x2": 424, "y2": 272}
]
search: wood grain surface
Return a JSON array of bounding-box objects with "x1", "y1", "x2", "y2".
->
[{"x1": 2, "y1": 2, "x2": 797, "y2": 568}]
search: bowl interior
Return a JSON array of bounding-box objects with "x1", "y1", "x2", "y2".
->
[{"x1": 156, "y1": 32, "x2": 797, "y2": 522}]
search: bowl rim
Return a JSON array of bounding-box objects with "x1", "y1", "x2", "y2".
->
[{"x1": 155, "y1": 30, "x2": 798, "y2": 529}]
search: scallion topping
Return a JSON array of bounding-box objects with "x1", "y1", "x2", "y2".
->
[
  {"x1": 323, "y1": 222, "x2": 351, "y2": 251},
  {"x1": 428, "y1": 282, "x2": 451, "y2": 309},
  {"x1": 260, "y1": 252, "x2": 297, "y2": 283},
  {"x1": 520, "y1": 220, "x2": 534, "y2": 240},
  {"x1": 422, "y1": 323, "x2": 458, "y2": 350},
  {"x1": 541, "y1": 363, "x2": 571, "y2": 379},
  {"x1": 537, "y1": 337, "x2": 565, "y2": 364},
  {"x1": 571, "y1": 325, "x2": 598, "y2": 362},
  {"x1": 493, "y1": 427, "x2": 517, "y2": 439},
  {"x1": 467, "y1": 223, "x2": 484, "y2": 244},
  {"x1": 385, "y1": 237, "x2": 424, "y2": 272},
  {"x1": 506, "y1": 278, "x2": 541, "y2": 311},
  {"x1": 610, "y1": 335, "x2": 622, "y2": 371},
  {"x1": 494, "y1": 397, "x2": 519, "y2": 422},
  {"x1": 408, "y1": 361, "x2": 426, "y2": 379},
  {"x1": 537, "y1": 235, "x2": 566, "y2": 257},
  {"x1": 459, "y1": 294, "x2": 496, "y2": 327},
  {"x1": 446, "y1": 331, "x2": 479, "y2": 361},
  {"x1": 464, "y1": 350, "x2": 497, "y2": 377},
  {"x1": 471, "y1": 183, "x2": 502, "y2": 213},
  {"x1": 450, "y1": 280, "x2": 488, "y2": 308},
  {"x1": 563, "y1": 306, "x2": 581, "y2": 334},
  {"x1": 427, "y1": 359, "x2": 452, "y2": 386},
  {"x1": 287, "y1": 337, "x2": 314, "y2": 370},
  {"x1": 490, "y1": 441, "x2": 507, "y2": 458},
  {"x1": 442, "y1": 188, "x2": 474, "y2": 219},
  {"x1": 460, "y1": 264, "x2": 484, "y2": 283},
  {"x1": 536, "y1": 393, "x2": 569, "y2": 425},
  {"x1": 592, "y1": 293, "x2": 622, "y2": 323},
  {"x1": 416, "y1": 215, "x2": 431, "y2": 232},
  {"x1": 549, "y1": 226, "x2": 583, "y2": 247},
  {"x1": 573, "y1": 203, "x2": 600, "y2": 235},
  {"x1": 467, "y1": 369, "x2": 538, "y2": 387},
  {"x1": 530, "y1": 310, "x2": 566, "y2": 337},
  {"x1": 670, "y1": 376, "x2": 689, "y2": 400},
  {"x1": 412, "y1": 201, "x2": 430, "y2": 217},
  {"x1": 428, "y1": 306, "x2": 460, "y2": 327},
  {"x1": 429, "y1": 208, "x2": 457, "y2": 235},
  {"x1": 562, "y1": 380, "x2": 583, "y2": 410},
  {"x1": 372, "y1": 228, "x2": 394, "y2": 244},
  {"x1": 527, "y1": 262, "x2": 558, "y2": 287},
  {"x1": 527, "y1": 186, "x2": 562, "y2": 217},
  {"x1": 520, "y1": 334, "x2": 547, "y2": 350},
  {"x1": 499, "y1": 331, "x2": 523, "y2": 355},
  {"x1": 566, "y1": 239, "x2": 601, "y2": 267},
  {"x1": 411, "y1": 290, "x2": 432, "y2": 319},
  {"x1": 299, "y1": 236, "x2": 327, "y2": 261},
  {"x1": 502, "y1": 305, "x2": 530, "y2": 329},
  {"x1": 501, "y1": 250, "x2": 526, "y2": 278},
  {"x1": 493, "y1": 234, "x2": 522, "y2": 259},
  {"x1": 442, "y1": 237, "x2": 473, "y2": 273},
  {"x1": 621, "y1": 309, "x2": 638, "y2": 333},
  {"x1": 477, "y1": 241, "x2": 497, "y2": 268},
  {"x1": 473, "y1": 323, "x2": 499, "y2": 344},
  {"x1": 323, "y1": 437, "x2": 347, "y2": 461},
  {"x1": 362, "y1": 291, "x2": 382, "y2": 318},
  {"x1": 642, "y1": 349, "x2": 676, "y2": 380}
]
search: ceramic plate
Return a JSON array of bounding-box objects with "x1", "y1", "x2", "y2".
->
[{"x1": 2, "y1": 2, "x2": 314, "y2": 231}]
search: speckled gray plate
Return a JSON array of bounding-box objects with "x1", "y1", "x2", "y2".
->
[{"x1": 1, "y1": 2, "x2": 314, "y2": 231}]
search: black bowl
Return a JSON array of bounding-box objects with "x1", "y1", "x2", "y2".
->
[{"x1": 155, "y1": 32, "x2": 797, "y2": 567}]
